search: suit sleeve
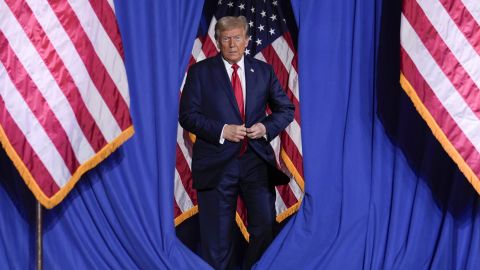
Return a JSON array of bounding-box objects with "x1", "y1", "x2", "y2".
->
[
  {"x1": 261, "y1": 66, "x2": 295, "y2": 141},
  {"x1": 179, "y1": 65, "x2": 224, "y2": 144}
]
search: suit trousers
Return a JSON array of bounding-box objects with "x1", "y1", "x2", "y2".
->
[{"x1": 197, "y1": 147, "x2": 276, "y2": 270}]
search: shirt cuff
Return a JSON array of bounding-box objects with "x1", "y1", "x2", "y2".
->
[{"x1": 219, "y1": 124, "x2": 227, "y2": 144}]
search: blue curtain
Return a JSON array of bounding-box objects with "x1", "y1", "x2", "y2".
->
[
  {"x1": 0, "y1": 0, "x2": 479, "y2": 269},
  {"x1": 258, "y1": 0, "x2": 480, "y2": 269}
]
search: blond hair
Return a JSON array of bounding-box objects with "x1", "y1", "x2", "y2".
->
[{"x1": 214, "y1": 16, "x2": 248, "y2": 40}]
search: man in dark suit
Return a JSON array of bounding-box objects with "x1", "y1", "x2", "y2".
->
[{"x1": 179, "y1": 15, "x2": 294, "y2": 270}]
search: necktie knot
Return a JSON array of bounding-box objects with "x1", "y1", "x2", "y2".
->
[{"x1": 231, "y1": 63, "x2": 239, "y2": 71}]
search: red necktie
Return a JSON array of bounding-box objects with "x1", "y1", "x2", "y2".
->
[
  {"x1": 231, "y1": 63, "x2": 247, "y2": 155},
  {"x1": 231, "y1": 64, "x2": 244, "y2": 120}
]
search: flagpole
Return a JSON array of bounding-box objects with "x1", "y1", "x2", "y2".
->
[{"x1": 36, "y1": 200, "x2": 43, "y2": 270}]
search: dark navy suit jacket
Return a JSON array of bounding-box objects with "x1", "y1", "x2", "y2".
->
[{"x1": 179, "y1": 54, "x2": 295, "y2": 190}]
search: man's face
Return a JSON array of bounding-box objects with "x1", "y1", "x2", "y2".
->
[{"x1": 217, "y1": 27, "x2": 248, "y2": 64}]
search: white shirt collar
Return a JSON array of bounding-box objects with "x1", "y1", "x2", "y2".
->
[{"x1": 221, "y1": 55, "x2": 245, "y2": 71}]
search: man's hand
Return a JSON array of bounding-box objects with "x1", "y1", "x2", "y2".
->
[
  {"x1": 223, "y1": 124, "x2": 247, "y2": 142},
  {"x1": 246, "y1": 123, "x2": 266, "y2": 139}
]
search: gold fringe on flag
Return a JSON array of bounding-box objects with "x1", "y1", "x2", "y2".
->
[
  {"x1": 0, "y1": 124, "x2": 134, "y2": 209},
  {"x1": 400, "y1": 73, "x2": 480, "y2": 195}
]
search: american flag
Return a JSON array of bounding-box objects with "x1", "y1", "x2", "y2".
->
[
  {"x1": 174, "y1": 0, "x2": 304, "y2": 239},
  {"x1": 400, "y1": 0, "x2": 480, "y2": 194},
  {"x1": 0, "y1": 0, "x2": 133, "y2": 208}
]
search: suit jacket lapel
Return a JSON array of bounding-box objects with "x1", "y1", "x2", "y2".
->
[
  {"x1": 213, "y1": 54, "x2": 243, "y2": 119},
  {"x1": 244, "y1": 56, "x2": 256, "y2": 125}
]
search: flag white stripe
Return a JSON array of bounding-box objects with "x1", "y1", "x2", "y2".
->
[
  {"x1": 208, "y1": 17, "x2": 218, "y2": 50},
  {"x1": 67, "y1": 0, "x2": 130, "y2": 107},
  {"x1": 288, "y1": 68, "x2": 300, "y2": 102},
  {"x1": 181, "y1": 39, "x2": 207, "y2": 91},
  {"x1": 271, "y1": 37, "x2": 294, "y2": 70},
  {"x1": 401, "y1": 15, "x2": 480, "y2": 152},
  {"x1": 192, "y1": 38, "x2": 204, "y2": 59},
  {"x1": 0, "y1": 2, "x2": 95, "y2": 163},
  {"x1": 196, "y1": 52, "x2": 207, "y2": 63},
  {"x1": 0, "y1": 62, "x2": 71, "y2": 186},
  {"x1": 418, "y1": 0, "x2": 480, "y2": 91},
  {"x1": 461, "y1": 0, "x2": 480, "y2": 26},
  {"x1": 26, "y1": 0, "x2": 122, "y2": 142},
  {"x1": 174, "y1": 170, "x2": 194, "y2": 212},
  {"x1": 271, "y1": 37, "x2": 300, "y2": 101},
  {"x1": 270, "y1": 136, "x2": 282, "y2": 165},
  {"x1": 274, "y1": 188, "x2": 288, "y2": 215},
  {"x1": 254, "y1": 52, "x2": 267, "y2": 62},
  {"x1": 289, "y1": 179, "x2": 304, "y2": 200},
  {"x1": 181, "y1": 39, "x2": 206, "y2": 92},
  {"x1": 180, "y1": 75, "x2": 188, "y2": 93},
  {"x1": 286, "y1": 120, "x2": 303, "y2": 154}
]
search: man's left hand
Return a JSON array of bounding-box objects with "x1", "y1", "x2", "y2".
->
[{"x1": 246, "y1": 123, "x2": 266, "y2": 139}]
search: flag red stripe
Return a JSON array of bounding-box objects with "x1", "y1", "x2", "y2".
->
[
  {"x1": 276, "y1": 185, "x2": 298, "y2": 208},
  {"x1": 261, "y1": 46, "x2": 301, "y2": 125},
  {"x1": 236, "y1": 197, "x2": 248, "y2": 226},
  {"x1": 174, "y1": 200, "x2": 182, "y2": 218},
  {"x1": 6, "y1": 0, "x2": 108, "y2": 153},
  {"x1": 439, "y1": 0, "x2": 480, "y2": 56},
  {"x1": 47, "y1": 0, "x2": 131, "y2": 130},
  {"x1": 292, "y1": 53, "x2": 299, "y2": 80},
  {"x1": 188, "y1": 55, "x2": 197, "y2": 69},
  {"x1": 176, "y1": 144, "x2": 198, "y2": 204},
  {"x1": 280, "y1": 131, "x2": 304, "y2": 177},
  {"x1": 262, "y1": 45, "x2": 289, "y2": 90},
  {"x1": 201, "y1": 35, "x2": 219, "y2": 58},
  {"x1": 401, "y1": 49, "x2": 480, "y2": 172},
  {"x1": 285, "y1": 92, "x2": 301, "y2": 126},
  {"x1": 403, "y1": 2, "x2": 480, "y2": 119},
  {"x1": 0, "y1": 33, "x2": 80, "y2": 174},
  {"x1": 88, "y1": 0, "x2": 125, "y2": 59},
  {"x1": 0, "y1": 97, "x2": 60, "y2": 197}
]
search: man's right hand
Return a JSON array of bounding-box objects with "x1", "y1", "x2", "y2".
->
[{"x1": 223, "y1": 124, "x2": 247, "y2": 142}]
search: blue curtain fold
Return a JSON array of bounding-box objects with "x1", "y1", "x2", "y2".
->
[
  {"x1": 0, "y1": 0, "x2": 479, "y2": 269},
  {"x1": 258, "y1": 0, "x2": 480, "y2": 269}
]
